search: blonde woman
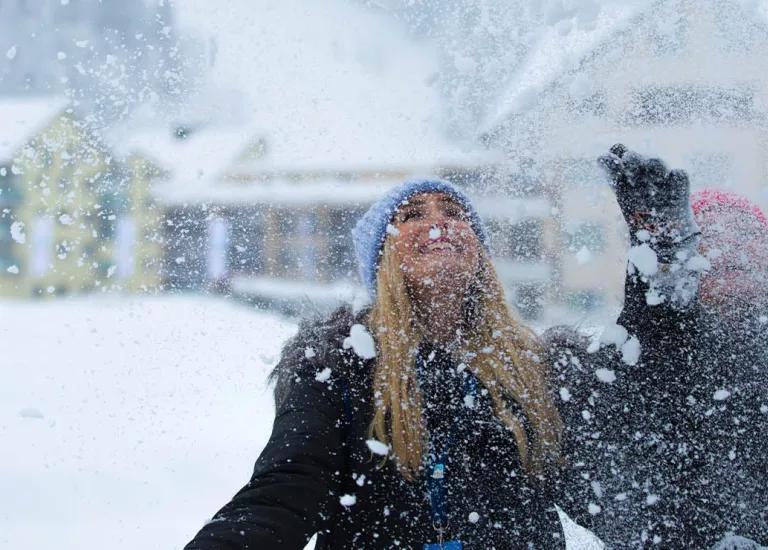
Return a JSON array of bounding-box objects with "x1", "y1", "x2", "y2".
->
[{"x1": 184, "y1": 179, "x2": 565, "y2": 549}]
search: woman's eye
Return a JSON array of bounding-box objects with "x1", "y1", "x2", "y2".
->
[{"x1": 399, "y1": 210, "x2": 420, "y2": 222}]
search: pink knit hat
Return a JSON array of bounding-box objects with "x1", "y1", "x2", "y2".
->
[{"x1": 691, "y1": 189, "x2": 768, "y2": 228}]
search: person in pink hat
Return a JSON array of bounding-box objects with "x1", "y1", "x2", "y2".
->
[
  {"x1": 691, "y1": 188, "x2": 768, "y2": 314},
  {"x1": 549, "y1": 145, "x2": 768, "y2": 549}
]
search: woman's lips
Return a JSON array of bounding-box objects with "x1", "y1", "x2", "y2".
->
[{"x1": 420, "y1": 239, "x2": 460, "y2": 253}]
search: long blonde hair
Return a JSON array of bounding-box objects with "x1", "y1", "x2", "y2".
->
[{"x1": 368, "y1": 236, "x2": 562, "y2": 481}]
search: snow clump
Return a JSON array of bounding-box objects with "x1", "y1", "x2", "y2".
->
[
  {"x1": 10, "y1": 221, "x2": 25, "y2": 244},
  {"x1": 595, "y1": 368, "x2": 616, "y2": 384},
  {"x1": 575, "y1": 246, "x2": 592, "y2": 264},
  {"x1": 339, "y1": 494, "x2": 356, "y2": 507},
  {"x1": 686, "y1": 255, "x2": 711, "y2": 272},
  {"x1": 713, "y1": 389, "x2": 731, "y2": 401},
  {"x1": 366, "y1": 439, "x2": 389, "y2": 456},
  {"x1": 628, "y1": 244, "x2": 659, "y2": 276},
  {"x1": 343, "y1": 324, "x2": 376, "y2": 359},
  {"x1": 620, "y1": 337, "x2": 641, "y2": 366},
  {"x1": 600, "y1": 324, "x2": 629, "y2": 348},
  {"x1": 315, "y1": 368, "x2": 331, "y2": 383},
  {"x1": 598, "y1": 324, "x2": 641, "y2": 365}
]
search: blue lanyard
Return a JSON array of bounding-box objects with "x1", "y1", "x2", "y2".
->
[{"x1": 425, "y1": 374, "x2": 477, "y2": 534}]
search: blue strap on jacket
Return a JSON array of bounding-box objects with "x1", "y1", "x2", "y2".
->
[{"x1": 424, "y1": 374, "x2": 477, "y2": 549}]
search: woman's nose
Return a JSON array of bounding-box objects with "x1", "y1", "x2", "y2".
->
[{"x1": 424, "y1": 210, "x2": 449, "y2": 226}]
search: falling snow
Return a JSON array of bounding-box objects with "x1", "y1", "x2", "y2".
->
[{"x1": 3, "y1": 1, "x2": 767, "y2": 549}]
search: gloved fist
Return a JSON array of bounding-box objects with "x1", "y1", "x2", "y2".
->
[{"x1": 598, "y1": 143, "x2": 697, "y2": 246}]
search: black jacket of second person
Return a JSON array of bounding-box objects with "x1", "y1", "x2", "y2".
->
[
  {"x1": 546, "y1": 268, "x2": 768, "y2": 548},
  {"x1": 184, "y1": 306, "x2": 565, "y2": 550}
]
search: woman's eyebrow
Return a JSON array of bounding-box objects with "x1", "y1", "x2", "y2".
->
[
  {"x1": 395, "y1": 200, "x2": 423, "y2": 214},
  {"x1": 438, "y1": 197, "x2": 466, "y2": 210},
  {"x1": 401, "y1": 197, "x2": 425, "y2": 207}
]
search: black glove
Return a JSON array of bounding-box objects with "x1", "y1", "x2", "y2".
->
[{"x1": 598, "y1": 143, "x2": 698, "y2": 249}]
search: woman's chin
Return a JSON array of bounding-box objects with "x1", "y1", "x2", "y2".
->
[{"x1": 410, "y1": 263, "x2": 475, "y2": 291}]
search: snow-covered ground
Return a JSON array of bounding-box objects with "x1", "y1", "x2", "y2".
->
[
  {"x1": 1, "y1": 297, "x2": 296, "y2": 550},
  {"x1": 1, "y1": 296, "x2": 600, "y2": 549}
]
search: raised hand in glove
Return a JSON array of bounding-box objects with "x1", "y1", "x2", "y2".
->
[{"x1": 598, "y1": 143, "x2": 699, "y2": 250}]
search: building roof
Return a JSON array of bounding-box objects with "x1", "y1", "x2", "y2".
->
[
  {"x1": 481, "y1": 0, "x2": 768, "y2": 134},
  {"x1": 110, "y1": 123, "x2": 254, "y2": 190},
  {"x1": 151, "y1": 175, "x2": 404, "y2": 206},
  {"x1": 0, "y1": 96, "x2": 68, "y2": 161}
]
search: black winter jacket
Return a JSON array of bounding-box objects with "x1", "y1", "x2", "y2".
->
[
  {"x1": 185, "y1": 306, "x2": 565, "y2": 549},
  {"x1": 546, "y1": 262, "x2": 768, "y2": 548}
]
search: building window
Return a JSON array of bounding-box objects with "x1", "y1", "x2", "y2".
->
[
  {"x1": 628, "y1": 86, "x2": 754, "y2": 125},
  {"x1": 30, "y1": 216, "x2": 54, "y2": 277},
  {"x1": 567, "y1": 223, "x2": 605, "y2": 253},
  {"x1": 565, "y1": 290, "x2": 604, "y2": 313},
  {"x1": 114, "y1": 217, "x2": 136, "y2": 280},
  {"x1": 162, "y1": 208, "x2": 208, "y2": 290},
  {"x1": 296, "y1": 210, "x2": 318, "y2": 280},
  {"x1": 488, "y1": 219, "x2": 543, "y2": 262},
  {"x1": 228, "y1": 209, "x2": 264, "y2": 275},
  {"x1": 514, "y1": 283, "x2": 545, "y2": 320},
  {"x1": 0, "y1": 166, "x2": 23, "y2": 206},
  {"x1": 0, "y1": 217, "x2": 21, "y2": 272},
  {"x1": 96, "y1": 192, "x2": 125, "y2": 239},
  {"x1": 325, "y1": 208, "x2": 361, "y2": 280},
  {"x1": 207, "y1": 217, "x2": 230, "y2": 280}
]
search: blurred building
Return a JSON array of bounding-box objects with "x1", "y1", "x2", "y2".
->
[
  {"x1": 114, "y1": 118, "x2": 501, "y2": 315},
  {"x1": 0, "y1": 98, "x2": 161, "y2": 297},
  {"x1": 482, "y1": 0, "x2": 768, "y2": 325},
  {"x1": 109, "y1": 0, "x2": 541, "y2": 317}
]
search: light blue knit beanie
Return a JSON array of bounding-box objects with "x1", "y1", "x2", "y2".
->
[{"x1": 351, "y1": 178, "x2": 490, "y2": 297}]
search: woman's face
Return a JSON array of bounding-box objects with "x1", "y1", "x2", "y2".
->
[{"x1": 389, "y1": 192, "x2": 481, "y2": 296}]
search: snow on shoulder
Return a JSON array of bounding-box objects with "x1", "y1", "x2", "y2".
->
[{"x1": 597, "y1": 323, "x2": 642, "y2": 366}]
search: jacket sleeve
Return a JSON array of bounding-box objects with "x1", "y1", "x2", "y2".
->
[
  {"x1": 542, "y1": 328, "x2": 600, "y2": 532},
  {"x1": 183, "y1": 357, "x2": 347, "y2": 549},
  {"x1": 616, "y1": 232, "x2": 703, "y2": 349}
]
